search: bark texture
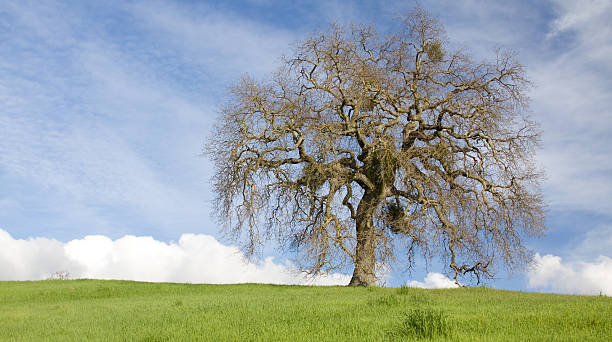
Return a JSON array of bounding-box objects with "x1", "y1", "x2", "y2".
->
[{"x1": 349, "y1": 192, "x2": 381, "y2": 286}]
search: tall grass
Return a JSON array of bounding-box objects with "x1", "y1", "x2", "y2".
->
[
  {"x1": 0, "y1": 280, "x2": 610, "y2": 341},
  {"x1": 395, "y1": 308, "x2": 449, "y2": 339}
]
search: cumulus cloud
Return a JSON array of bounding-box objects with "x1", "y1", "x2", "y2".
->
[
  {"x1": 0, "y1": 229, "x2": 349, "y2": 285},
  {"x1": 0, "y1": 229, "x2": 73, "y2": 280},
  {"x1": 406, "y1": 273, "x2": 459, "y2": 289},
  {"x1": 527, "y1": 253, "x2": 612, "y2": 296}
]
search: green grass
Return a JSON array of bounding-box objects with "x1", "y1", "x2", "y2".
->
[{"x1": 0, "y1": 280, "x2": 610, "y2": 341}]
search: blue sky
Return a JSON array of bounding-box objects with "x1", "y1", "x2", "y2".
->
[{"x1": 1, "y1": 0, "x2": 611, "y2": 294}]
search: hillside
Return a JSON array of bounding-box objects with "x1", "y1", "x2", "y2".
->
[{"x1": 1, "y1": 280, "x2": 610, "y2": 341}]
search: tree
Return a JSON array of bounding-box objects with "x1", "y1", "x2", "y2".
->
[{"x1": 207, "y1": 9, "x2": 545, "y2": 286}]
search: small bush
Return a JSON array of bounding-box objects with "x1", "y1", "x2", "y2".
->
[
  {"x1": 47, "y1": 271, "x2": 72, "y2": 280},
  {"x1": 394, "y1": 308, "x2": 450, "y2": 339}
]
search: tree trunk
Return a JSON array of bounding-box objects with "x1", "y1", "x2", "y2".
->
[{"x1": 348, "y1": 192, "x2": 379, "y2": 286}]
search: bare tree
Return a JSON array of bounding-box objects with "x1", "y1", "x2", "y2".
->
[{"x1": 207, "y1": 9, "x2": 545, "y2": 286}]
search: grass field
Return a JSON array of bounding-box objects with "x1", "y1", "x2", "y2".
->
[{"x1": 0, "y1": 280, "x2": 610, "y2": 341}]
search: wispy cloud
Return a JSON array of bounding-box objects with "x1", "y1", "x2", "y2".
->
[
  {"x1": 1, "y1": 0, "x2": 265, "y2": 239},
  {"x1": 571, "y1": 224, "x2": 612, "y2": 260},
  {"x1": 0, "y1": 107, "x2": 210, "y2": 238},
  {"x1": 0, "y1": 228, "x2": 349, "y2": 285},
  {"x1": 547, "y1": 0, "x2": 612, "y2": 64},
  {"x1": 128, "y1": 0, "x2": 297, "y2": 82},
  {"x1": 420, "y1": 1, "x2": 612, "y2": 217},
  {"x1": 531, "y1": 0, "x2": 612, "y2": 215}
]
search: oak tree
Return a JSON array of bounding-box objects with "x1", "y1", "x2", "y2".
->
[{"x1": 207, "y1": 10, "x2": 545, "y2": 286}]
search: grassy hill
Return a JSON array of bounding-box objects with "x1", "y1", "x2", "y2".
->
[{"x1": 1, "y1": 279, "x2": 610, "y2": 341}]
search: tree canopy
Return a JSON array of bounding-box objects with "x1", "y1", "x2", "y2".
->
[{"x1": 207, "y1": 9, "x2": 545, "y2": 286}]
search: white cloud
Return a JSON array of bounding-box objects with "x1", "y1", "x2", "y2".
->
[
  {"x1": 527, "y1": 253, "x2": 612, "y2": 296},
  {"x1": 406, "y1": 273, "x2": 459, "y2": 289},
  {"x1": 0, "y1": 228, "x2": 349, "y2": 285},
  {"x1": 0, "y1": 229, "x2": 75, "y2": 280}
]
